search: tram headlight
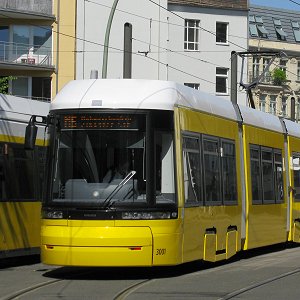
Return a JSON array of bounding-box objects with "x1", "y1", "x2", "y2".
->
[
  {"x1": 43, "y1": 211, "x2": 63, "y2": 219},
  {"x1": 122, "y1": 211, "x2": 178, "y2": 220}
]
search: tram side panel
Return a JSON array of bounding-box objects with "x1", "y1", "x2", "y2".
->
[
  {"x1": 0, "y1": 120, "x2": 46, "y2": 258},
  {"x1": 243, "y1": 125, "x2": 287, "y2": 250},
  {"x1": 176, "y1": 107, "x2": 242, "y2": 263},
  {"x1": 287, "y1": 136, "x2": 300, "y2": 242}
]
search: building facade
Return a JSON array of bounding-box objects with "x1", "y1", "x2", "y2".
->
[
  {"x1": 248, "y1": 5, "x2": 300, "y2": 120},
  {"x1": 0, "y1": 0, "x2": 76, "y2": 101},
  {"x1": 76, "y1": 0, "x2": 248, "y2": 104}
]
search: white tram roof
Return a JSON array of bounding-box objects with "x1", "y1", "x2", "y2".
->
[
  {"x1": 0, "y1": 94, "x2": 50, "y2": 139},
  {"x1": 283, "y1": 118, "x2": 300, "y2": 138},
  {"x1": 52, "y1": 79, "x2": 238, "y2": 121},
  {"x1": 52, "y1": 79, "x2": 289, "y2": 134},
  {"x1": 0, "y1": 94, "x2": 49, "y2": 123}
]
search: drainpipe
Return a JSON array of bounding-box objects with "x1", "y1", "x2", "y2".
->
[{"x1": 55, "y1": 0, "x2": 60, "y2": 95}]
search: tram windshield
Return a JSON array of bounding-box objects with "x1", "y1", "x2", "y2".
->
[{"x1": 47, "y1": 111, "x2": 176, "y2": 208}]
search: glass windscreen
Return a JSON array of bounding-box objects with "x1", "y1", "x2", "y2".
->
[{"x1": 49, "y1": 112, "x2": 175, "y2": 208}]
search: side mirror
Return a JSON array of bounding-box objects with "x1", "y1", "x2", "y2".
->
[{"x1": 24, "y1": 120, "x2": 38, "y2": 150}]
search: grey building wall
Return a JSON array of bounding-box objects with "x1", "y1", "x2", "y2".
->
[{"x1": 0, "y1": 0, "x2": 52, "y2": 16}]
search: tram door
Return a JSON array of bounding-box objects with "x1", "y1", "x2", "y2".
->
[
  {"x1": 291, "y1": 152, "x2": 300, "y2": 242},
  {"x1": 182, "y1": 135, "x2": 204, "y2": 261}
]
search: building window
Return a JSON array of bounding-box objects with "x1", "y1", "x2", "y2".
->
[
  {"x1": 10, "y1": 76, "x2": 51, "y2": 101},
  {"x1": 259, "y1": 94, "x2": 267, "y2": 112},
  {"x1": 269, "y1": 95, "x2": 277, "y2": 115},
  {"x1": 252, "y1": 57, "x2": 260, "y2": 81},
  {"x1": 255, "y1": 16, "x2": 268, "y2": 38},
  {"x1": 10, "y1": 25, "x2": 52, "y2": 65},
  {"x1": 263, "y1": 58, "x2": 271, "y2": 83},
  {"x1": 249, "y1": 15, "x2": 258, "y2": 37},
  {"x1": 216, "y1": 22, "x2": 228, "y2": 44},
  {"x1": 184, "y1": 83, "x2": 200, "y2": 90},
  {"x1": 279, "y1": 59, "x2": 287, "y2": 73},
  {"x1": 216, "y1": 67, "x2": 228, "y2": 94},
  {"x1": 184, "y1": 19, "x2": 200, "y2": 51},
  {"x1": 274, "y1": 19, "x2": 287, "y2": 40},
  {"x1": 297, "y1": 61, "x2": 300, "y2": 81},
  {"x1": 0, "y1": 26, "x2": 9, "y2": 60},
  {"x1": 249, "y1": 15, "x2": 268, "y2": 38},
  {"x1": 282, "y1": 96, "x2": 287, "y2": 117},
  {"x1": 292, "y1": 21, "x2": 300, "y2": 42}
]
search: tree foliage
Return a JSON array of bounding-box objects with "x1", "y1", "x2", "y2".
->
[
  {"x1": 272, "y1": 68, "x2": 287, "y2": 86},
  {"x1": 0, "y1": 76, "x2": 16, "y2": 94}
]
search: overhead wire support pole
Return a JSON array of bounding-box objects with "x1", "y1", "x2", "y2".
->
[
  {"x1": 237, "y1": 50, "x2": 285, "y2": 109},
  {"x1": 102, "y1": 0, "x2": 119, "y2": 79}
]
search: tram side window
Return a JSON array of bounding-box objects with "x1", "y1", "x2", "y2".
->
[
  {"x1": 292, "y1": 154, "x2": 300, "y2": 201},
  {"x1": 262, "y1": 148, "x2": 275, "y2": 203},
  {"x1": 203, "y1": 137, "x2": 221, "y2": 204},
  {"x1": 274, "y1": 152, "x2": 284, "y2": 203},
  {"x1": 250, "y1": 145, "x2": 283, "y2": 204},
  {"x1": 250, "y1": 146, "x2": 261, "y2": 202},
  {"x1": 221, "y1": 140, "x2": 237, "y2": 202},
  {"x1": 182, "y1": 133, "x2": 237, "y2": 206},
  {"x1": 183, "y1": 135, "x2": 202, "y2": 205},
  {"x1": 0, "y1": 142, "x2": 45, "y2": 201}
]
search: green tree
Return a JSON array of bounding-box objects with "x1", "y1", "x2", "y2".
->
[
  {"x1": 272, "y1": 68, "x2": 287, "y2": 86},
  {"x1": 0, "y1": 76, "x2": 16, "y2": 94}
]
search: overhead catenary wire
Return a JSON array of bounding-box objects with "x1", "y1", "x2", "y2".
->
[
  {"x1": 0, "y1": 3, "x2": 298, "y2": 89},
  {"x1": 84, "y1": 0, "x2": 249, "y2": 41},
  {"x1": 0, "y1": 12, "x2": 224, "y2": 89}
]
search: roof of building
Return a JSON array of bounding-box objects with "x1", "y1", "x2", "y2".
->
[
  {"x1": 249, "y1": 5, "x2": 300, "y2": 44},
  {"x1": 168, "y1": 0, "x2": 248, "y2": 11}
]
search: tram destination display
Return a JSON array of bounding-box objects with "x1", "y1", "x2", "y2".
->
[{"x1": 62, "y1": 114, "x2": 143, "y2": 129}]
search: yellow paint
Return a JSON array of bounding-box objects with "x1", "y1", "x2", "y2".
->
[
  {"x1": 41, "y1": 217, "x2": 183, "y2": 266},
  {"x1": 177, "y1": 107, "x2": 242, "y2": 263},
  {"x1": 0, "y1": 202, "x2": 41, "y2": 252},
  {"x1": 287, "y1": 136, "x2": 300, "y2": 242},
  {"x1": 52, "y1": 0, "x2": 76, "y2": 96},
  {"x1": 226, "y1": 230, "x2": 237, "y2": 259},
  {"x1": 0, "y1": 135, "x2": 47, "y2": 146},
  {"x1": 243, "y1": 125, "x2": 287, "y2": 249}
]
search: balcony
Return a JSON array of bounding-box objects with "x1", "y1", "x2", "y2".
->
[
  {"x1": 0, "y1": 0, "x2": 54, "y2": 20},
  {"x1": 0, "y1": 41, "x2": 54, "y2": 71},
  {"x1": 248, "y1": 71, "x2": 273, "y2": 85}
]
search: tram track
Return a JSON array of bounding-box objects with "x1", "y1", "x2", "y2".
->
[
  {"x1": 113, "y1": 279, "x2": 153, "y2": 300},
  {"x1": 219, "y1": 267, "x2": 300, "y2": 300},
  {"x1": 0, "y1": 278, "x2": 62, "y2": 300}
]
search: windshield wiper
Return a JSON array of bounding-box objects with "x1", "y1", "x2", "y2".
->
[{"x1": 102, "y1": 170, "x2": 136, "y2": 209}]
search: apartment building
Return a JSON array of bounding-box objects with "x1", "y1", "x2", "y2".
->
[
  {"x1": 249, "y1": 5, "x2": 300, "y2": 120},
  {"x1": 76, "y1": 0, "x2": 248, "y2": 104},
  {"x1": 0, "y1": 0, "x2": 76, "y2": 100}
]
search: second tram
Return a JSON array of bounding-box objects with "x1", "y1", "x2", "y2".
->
[{"x1": 0, "y1": 94, "x2": 49, "y2": 258}]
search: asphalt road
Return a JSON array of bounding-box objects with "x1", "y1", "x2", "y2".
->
[{"x1": 1, "y1": 244, "x2": 300, "y2": 300}]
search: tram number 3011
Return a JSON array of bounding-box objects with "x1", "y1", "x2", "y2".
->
[{"x1": 156, "y1": 248, "x2": 167, "y2": 255}]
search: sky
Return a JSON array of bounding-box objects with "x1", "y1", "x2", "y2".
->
[{"x1": 250, "y1": 0, "x2": 300, "y2": 10}]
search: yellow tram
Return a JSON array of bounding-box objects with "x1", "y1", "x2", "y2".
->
[
  {"x1": 26, "y1": 79, "x2": 300, "y2": 266},
  {"x1": 0, "y1": 94, "x2": 49, "y2": 258}
]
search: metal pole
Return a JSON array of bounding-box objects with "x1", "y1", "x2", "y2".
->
[
  {"x1": 231, "y1": 51, "x2": 237, "y2": 105},
  {"x1": 123, "y1": 23, "x2": 132, "y2": 79},
  {"x1": 291, "y1": 97, "x2": 296, "y2": 122},
  {"x1": 102, "y1": 0, "x2": 119, "y2": 79}
]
